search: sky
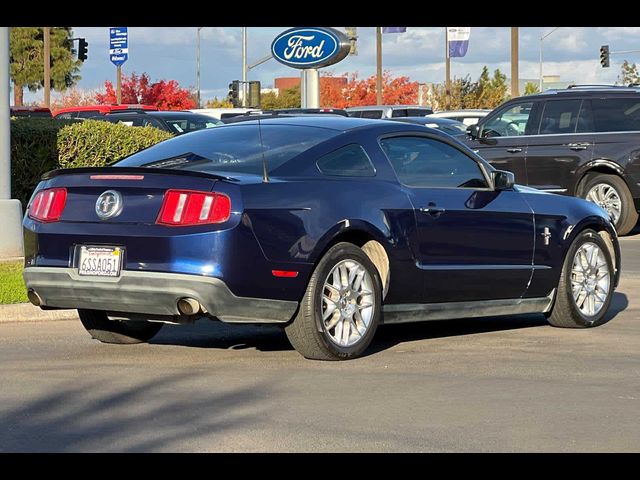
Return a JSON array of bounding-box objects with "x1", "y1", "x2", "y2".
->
[{"x1": 23, "y1": 26, "x2": 640, "y2": 105}]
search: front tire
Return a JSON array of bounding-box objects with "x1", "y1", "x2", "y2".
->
[
  {"x1": 285, "y1": 242, "x2": 382, "y2": 360},
  {"x1": 547, "y1": 229, "x2": 614, "y2": 328},
  {"x1": 581, "y1": 173, "x2": 638, "y2": 236},
  {"x1": 79, "y1": 309, "x2": 163, "y2": 344}
]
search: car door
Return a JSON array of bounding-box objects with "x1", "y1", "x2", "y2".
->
[
  {"x1": 524, "y1": 98, "x2": 595, "y2": 194},
  {"x1": 467, "y1": 101, "x2": 540, "y2": 185},
  {"x1": 379, "y1": 134, "x2": 535, "y2": 303}
]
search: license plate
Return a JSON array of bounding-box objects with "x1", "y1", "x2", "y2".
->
[{"x1": 78, "y1": 246, "x2": 122, "y2": 277}]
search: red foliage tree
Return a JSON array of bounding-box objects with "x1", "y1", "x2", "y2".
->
[
  {"x1": 321, "y1": 71, "x2": 419, "y2": 108},
  {"x1": 95, "y1": 72, "x2": 196, "y2": 110}
]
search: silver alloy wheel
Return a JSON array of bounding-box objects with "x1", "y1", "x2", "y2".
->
[
  {"x1": 585, "y1": 183, "x2": 622, "y2": 224},
  {"x1": 571, "y1": 241, "x2": 610, "y2": 317},
  {"x1": 322, "y1": 259, "x2": 375, "y2": 347}
]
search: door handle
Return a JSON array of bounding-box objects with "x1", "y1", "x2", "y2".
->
[
  {"x1": 507, "y1": 147, "x2": 523, "y2": 153},
  {"x1": 567, "y1": 143, "x2": 591, "y2": 151},
  {"x1": 420, "y1": 204, "x2": 446, "y2": 216}
]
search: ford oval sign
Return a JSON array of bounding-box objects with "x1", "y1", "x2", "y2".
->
[{"x1": 271, "y1": 27, "x2": 350, "y2": 69}]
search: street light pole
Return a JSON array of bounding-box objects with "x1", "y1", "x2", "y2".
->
[
  {"x1": 539, "y1": 27, "x2": 560, "y2": 92},
  {"x1": 196, "y1": 27, "x2": 202, "y2": 108},
  {"x1": 242, "y1": 27, "x2": 247, "y2": 107}
]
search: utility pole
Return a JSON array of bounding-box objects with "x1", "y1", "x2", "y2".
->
[
  {"x1": 445, "y1": 27, "x2": 451, "y2": 110},
  {"x1": 116, "y1": 66, "x2": 122, "y2": 104},
  {"x1": 511, "y1": 27, "x2": 519, "y2": 97},
  {"x1": 376, "y1": 27, "x2": 382, "y2": 105},
  {"x1": 242, "y1": 27, "x2": 247, "y2": 108},
  {"x1": 43, "y1": 27, "x2": 51, "y2": 108},
  {"x1": 196, "y1": 27, "x2": 202, "y2": 108}
]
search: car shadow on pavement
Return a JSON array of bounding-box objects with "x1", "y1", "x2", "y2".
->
[
  {"x1": 0, "y1": 372, "x2": 272, "y2": 452},
  {"x1": 150, "y1": 292, "x2": 629, "y2": 357}
]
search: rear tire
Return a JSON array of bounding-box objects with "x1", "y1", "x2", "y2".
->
[
  {"x1": 580, "y1": 173, "x2": 638, "y2": 236},
  {"x1": 285, "y1": 242, "x2": 382, "y2": 360},
  {"x1": 547, "y1": 229, "x2": 614, "y2": 328},
  {"x1": 78, "y1": 309, "x2": 163, "y2": 344}
]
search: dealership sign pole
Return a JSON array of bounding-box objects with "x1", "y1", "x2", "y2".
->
[
  {"x1": 271, "y1": 27, "x2": 350, "y2": 108},
  {"x1": 0, "y1": 27, "x2": 24, "y2": 257},
  {"x1": 109, "y1": 27, "x2": 129, "y2": 104}
]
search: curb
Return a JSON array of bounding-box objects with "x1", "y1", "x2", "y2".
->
[{"x1": 0, "y1": 303, "x2": 78, "y2": 323}]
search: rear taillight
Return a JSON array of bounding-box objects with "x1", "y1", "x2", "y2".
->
[
  {"x1": 156, "y1": 189, "x2": 231, "y2": 226},
  {"x1": 28, "y1": 188, "x2": 67, "y2": 223}
]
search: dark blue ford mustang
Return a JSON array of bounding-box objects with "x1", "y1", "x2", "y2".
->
[{"x1": 23, "y1": 117, "x2": 621, "y2": 360}]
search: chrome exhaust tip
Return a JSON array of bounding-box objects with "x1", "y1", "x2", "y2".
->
[
  {"x1": 177, "y1": 297, "x2": 201, "y2": 316},
  {"x1": 27, "y1": 289, "x2": 42, "y2": 307}
]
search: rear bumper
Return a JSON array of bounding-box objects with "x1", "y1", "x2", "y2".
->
[{"x1": 23, "y1": 267, "x2": 298, "y2": 324}]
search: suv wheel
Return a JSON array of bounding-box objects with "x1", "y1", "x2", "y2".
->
[{"x1": 581, "y1": 173, "x2": 638, "y2": 235}]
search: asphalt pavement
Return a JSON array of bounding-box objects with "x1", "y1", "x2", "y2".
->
[{"x1": 0, "y1": 232, "x2": 639, "y2": 452}]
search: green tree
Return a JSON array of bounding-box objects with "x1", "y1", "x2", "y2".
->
[
  {"x1": 617, "y1": 60, "x2": 640, "y2": 86},
  {"x1": 260, "y1": 85, "x2": 301, "y2": 110},
  {"x1": 430, "y1": 66, "x2": 509, "y2": 110},
  {"x1": 205, "y1": 97, "x2": 233, "y2": 108},
  {"x1": 524, "y1": 81, "x2": 540, "y2": 95},
  {"x1": 9, "y1": 27, "x2": 81, "y2": 106}
]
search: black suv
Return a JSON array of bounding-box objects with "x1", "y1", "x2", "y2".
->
[{"x1": 467, "y1": 85, "x2": 640, "y2": 235}]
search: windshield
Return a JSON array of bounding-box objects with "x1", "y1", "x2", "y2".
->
[
  {"x1": 115, "y1": 123, "x2": 339, "y2": 175},
  {"x1": 163, "y1": 116, "x2": 222, "y2": 134}
]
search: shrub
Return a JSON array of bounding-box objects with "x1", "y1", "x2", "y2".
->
[
  {"x1": 57, "y1": 120, "x2": 173, "y2": 169},
  {"x1": 10, "y1": 118, "x2": 77, "y2": 208},
  {"x1": 10, "y1": 118, "x2": 173, "y2": 208}
]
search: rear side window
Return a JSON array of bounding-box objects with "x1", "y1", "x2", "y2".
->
[
  {"x1": 539, "y1": 100, "x2": 581, "y2": 134},
  {"x1": 592, "y1": 98, "x2": 640, "y2": 132},
  {"x1": 55, "y1": 112, "x2": 75, "y2": 119},
  {"x1": 316, "y1": 144, "x2": 375, "y2": 177},
  {"x1": 407, "y1": 108, "x2": 433, "y2": 116},
  {"x1": 116, "y1": 124, "x2": 339, "y2": 175}
]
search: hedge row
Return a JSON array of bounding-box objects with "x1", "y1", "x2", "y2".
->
[{"x1": 10, "y1": 118, "x2": 173, "y2": 207}]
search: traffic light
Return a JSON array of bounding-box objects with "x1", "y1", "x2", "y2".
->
[
  {"x1": 228, "y1": 80, "x2": 240, "y2": 107},
  {"x1": 600, "y1": 45, "x2": 610, "y2": 68},
  {"x1": 78, "y1": 38, "x2": 88, "y2": 62}
]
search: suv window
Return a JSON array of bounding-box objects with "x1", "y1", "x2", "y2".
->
[
  {"x1": 391, "y1": 109, "x2": 408, "y2": 117},
  {"x1": 380, "y1": 136, "x2": 488, "y2": 188},
  {"x1": 482, "y1": 102, "x2": 533, "y2": 137},
  {"x1": 407, "y1": 108, "x2": 433, "y2": 116},
  {"x1": 359, "y1": 110, "x2": 383, "y2": 119},
  {"x1": 539, "y1": 100, "x2": 581, "y2": 134},
  {"x1": 592, "y1": 97, "x2": 640, "y2": 132},
  {"x1": 316, "y1": 144, "x2": 375, "y2": 177}
]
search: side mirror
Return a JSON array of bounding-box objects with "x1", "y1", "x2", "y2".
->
[
  {"x1": 466, "y1": 124, "x2": 480, "y2": 139},
  {"x1": 493, "y1": 170, "x2": 515, "y2": 190}
]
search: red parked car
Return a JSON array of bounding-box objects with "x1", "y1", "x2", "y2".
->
[{"x1": 53, "y1": 104, "x2": 158, "y2": 119}]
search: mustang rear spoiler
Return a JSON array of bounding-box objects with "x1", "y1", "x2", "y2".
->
[{"x1": 41, "y1": 166, "x2": 238, "y2": 182}]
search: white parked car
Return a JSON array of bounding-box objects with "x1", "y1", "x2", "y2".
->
[
  {"x1": 346, "y1": 105, "x2": 433, "y2": 119},
  {"x1": 189, "y1": 108, "x2": 261, "y2": 121},
  {"x1": 428, "y1": 109, "x2": 491, "y2": 126}
]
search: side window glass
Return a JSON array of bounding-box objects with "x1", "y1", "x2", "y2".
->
[
  {"x1": 380, "y1": 136, "x2": 488, "y2": 189},
  {"x1": 317, "y1": 144, "x2": 376, "y2": 177},
  {"x1": 576, "y1": 100, "x2": 595, "y2": 133},
  {"x1": 360, "y1": 110, "x2": 383, "y2": 119},
  {"x1": 592, "y1": 98, "x2": 640, "y2": 132},
  {"x1": 539, "y1": 100, "x2": 581, "y2": 134},
  {"x1": 481, "y1": 102, "x2": 533, "y2": 137}
]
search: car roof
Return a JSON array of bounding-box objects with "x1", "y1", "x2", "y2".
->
[
  {"x1": 396, "y1": 116, "x2": 465, "y2": 125},
  {"x1": 346, "y1": 105, "x2": 430, "y2": 111},
  {"x1": 431, "y1": 109, "x2": 491, "y2": 114},
  {"x1": 216, "y1": 115, "x2": 443, "y2": 134},
  {"x1": 145, "y1": 111, "x2": 215, "y2": 119},
  {"x1": 524, "y1": 85, "x2": 640, "y2": 100}
]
